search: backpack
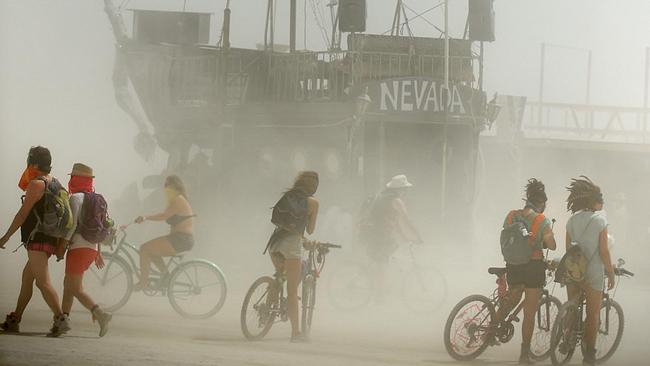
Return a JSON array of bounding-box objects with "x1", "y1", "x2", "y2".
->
[
  {"x1": 271, "y1": 190, "x2": 309, "y2": 235},
  {"x1": 500, "y1": 210, "x2": 545, "y2": 265},
  {"x1": 33, "y1": 177, "x2": 73, "y2": 239},
  {"x1": 79, "y1": 192, "x2": 112, "y2": 243},
  {"x1": 555, "y1": 216, "x2": 597, "y2": 284}
]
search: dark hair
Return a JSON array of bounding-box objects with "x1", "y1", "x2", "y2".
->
[
  {"x1": 291, "y1": 171, "x2": 319, "y2": 196},
  {"x1": 566, "y1": 176, "x2": 602, "y2": 213},
  {"x1": 165, "y1": 175, "x2": 188, "y2": 198},
  {"x1": 525, "y1": 178, "x2": 547, "y2": 205},
  {"x1": 27, "y1": 146, "x2": 52, "y2": 174}
]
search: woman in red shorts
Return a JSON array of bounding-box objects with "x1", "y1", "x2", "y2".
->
[
  {"x1": 0, "y1": 146, "x2": 67, "y2": 335},
  {"x1": 59, "y1": 163, "x2": 112, "y2": 337}
]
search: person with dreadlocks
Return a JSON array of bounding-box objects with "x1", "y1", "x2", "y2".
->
[
  {"x1": 493, "y1": 178, "x2": 557, "y2": 364},
  {"x1": 565, "y1": 176, "x2": 614, "y2": 366}
]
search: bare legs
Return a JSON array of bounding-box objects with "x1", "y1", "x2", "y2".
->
[
  {"x1": 521, "y1": 288, "x2": 541, "y2": 344},
  {"x1": 62, "y1": 275, "x2": 96, "y2": 314},
  {"x1": 270, "y1": 253, "x2": 303, "y2": 337},
  {"x1": 26, "y1": 250, "x2": 63, "y2": 317},
  {"x1": 135, "y1": 236, "x2": 176, "y2": 289},
  {"x1": 12, "y1": 263, "x2": 35, "y2": 320},
  {"x1": 567, "y1": 284, "x2": 602, "y2": 353}
]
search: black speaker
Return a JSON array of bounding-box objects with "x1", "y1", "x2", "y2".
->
[
  {"x1": 468, "y1": 0, "x2": 495, "y2": 42},
  {"x1": 339, "y1": 0, "x2": 366, "y2": 33}
]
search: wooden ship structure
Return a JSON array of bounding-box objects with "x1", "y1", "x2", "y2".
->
[{"x1": 104, "y1": 0, "x2": 497, "y2": 239}]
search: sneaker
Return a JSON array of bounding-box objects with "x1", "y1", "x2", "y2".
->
[
  {"x1": 92, "y1": 306, "x2": 112, "y2": 338},
  {"x1": 0, "y1": 312, "x2": 20, "y2": 333},
  {"x1": 48, "y1": 314, "x2": 71, "y2": 337}
]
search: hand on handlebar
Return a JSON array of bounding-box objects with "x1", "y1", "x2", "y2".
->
[
  {"x1": 134, "y1": 216, "x2": 145, "y2": 224},
  {"x1": 607, "y1": 271, "x2": 615, "y2": 291}
]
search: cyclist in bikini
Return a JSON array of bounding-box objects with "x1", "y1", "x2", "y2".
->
[
  {"x1": 133, "y1": 175, "x2": 195, "y2": 291},
  {"x1": 493, "y1": 178, "x2": 557, "y2": 364}
]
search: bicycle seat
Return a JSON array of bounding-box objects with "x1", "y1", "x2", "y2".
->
[{"x1": 488, "y1": 267, "x2": 507, "y2": 276}]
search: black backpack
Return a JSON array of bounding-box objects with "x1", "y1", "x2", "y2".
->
[{"x1": 271, "y1": 190, "x2": 309, "y2": 235}]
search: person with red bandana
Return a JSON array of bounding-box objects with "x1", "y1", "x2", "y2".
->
[
  {"x1": 57, "y1": 163, "x2": 112, "y2": 337},
  {"x1": 0, "y1": 146, "x2": 68, "y2": 334}
]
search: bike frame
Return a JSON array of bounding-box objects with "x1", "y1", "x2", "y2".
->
[{"x1": 104, "y1": 228, "x2": 183, "y2": 284}]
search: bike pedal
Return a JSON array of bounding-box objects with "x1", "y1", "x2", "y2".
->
[{"x1": 513, "y1": 317, "x2": 520, "y2": 323}]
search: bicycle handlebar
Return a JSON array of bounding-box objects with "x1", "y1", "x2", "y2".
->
[
  {"x1": 614, "y1": 268, "x2": 634, "y2": 277},
  {"x1": 317, "y1": 242, "x2": 341, "y2": 249}
]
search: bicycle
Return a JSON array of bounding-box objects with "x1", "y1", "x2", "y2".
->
[
  {"x1": 443, "y1": 260, "x2": 562, "y2": 361},
  {"x1": 85, "y1": 224, "x2": 228, "y2": 319},
  {"x1": 549, "y1": 258, "x2": 634, "y2": 365},
  {"x1": 240, "y1": 239, "x2": 340, "y2": 340},
  {"x1": 326, "y1": 243, "x2": 448, "y2": 313}
]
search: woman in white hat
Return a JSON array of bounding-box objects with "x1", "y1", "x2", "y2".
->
[{"x1": 358, "y1": 175, "x2": 423, "y2": 298}]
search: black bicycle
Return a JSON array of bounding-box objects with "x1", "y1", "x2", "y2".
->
[
  {"x1": 240, "y1": 239, "x2": 340, "y2": 340},
  {"x1": 86, "y1": 225, "x2": 228, "y2": 319},
  {"x1": 444, "y1": 260, "x2": 562, "y2": 361},
  {"x1": 549, "y1": 258, "x2": 633, "y2": 365}
]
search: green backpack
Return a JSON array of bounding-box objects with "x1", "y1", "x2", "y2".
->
[{"x1": 32, "y1": 177, "x2": 73, "y2": 239}]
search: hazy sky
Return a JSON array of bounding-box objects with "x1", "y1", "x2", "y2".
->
[{"x1": 1, "y1": 0, "x2": 649, "y2": 205}]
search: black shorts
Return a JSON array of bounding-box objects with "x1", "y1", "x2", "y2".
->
[
  {"x1": 167, "y1": 232, "x2": 194, "y2": 253},
  {"x1": 506, "y1": 260, "x2": 545, "y2": 289}
]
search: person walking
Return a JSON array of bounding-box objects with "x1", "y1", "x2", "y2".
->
[
  {"x1": 0, "y1": 146, "x2": 69, "y2": 335},
  {"x1": 59, "y1": 163, "x2": 112, "y2": 337}
]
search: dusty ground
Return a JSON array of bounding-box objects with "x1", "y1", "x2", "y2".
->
[{"x1": 1, "y1": 274, "x2": 649, "y2": 366}]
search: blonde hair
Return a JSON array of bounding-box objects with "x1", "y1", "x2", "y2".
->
[
  {"x1": 165, "y1": 175, "x2": 188, "y2": 198},
  {"x1": 291, "y1": 171, "x2": 319, "y2": 196}
]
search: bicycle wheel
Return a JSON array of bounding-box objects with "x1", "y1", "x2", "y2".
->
[
  {"x1": 167, "y1": 260, "x2": 227, "y2": 319},
  {"x1": 301, "y1": 274, "x2": 317, "y2": 336},
  {"x1": 241, "y1": 276, "x2": 278, "y2": 340},
  {"x1": 327, "y1": 262, "x2": 373, "y2": 310},
  {"x1": 530, "y1": 295, "x2": 562, "y2": 361},
  {"x1": 550, "y1": 301, "x2": 579, "y2": 366},
  {"x1": 401, "y1": 266, "x2": 448, "y2": 313},
  {"x1": 443, "y1": 294, "x2": 496, "y2": 361},
  {"x1": 85, "y1": 252, "x2": 133, "y2": 312},
  {"x1": 589, "y1": 299, "x2": 624, "y2": 363}
]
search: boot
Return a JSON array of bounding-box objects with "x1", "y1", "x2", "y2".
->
[
  {"x1": 0, "y1": 312, "x2": 20, "y2": 333},
  {"x1": 91, "y1": 305, "x2": 112, "y2": 338},
  {"x1": 48, "y1": 314, "x2": 71, "y2": 337},
  {"x1": 583, "y1": 346, "x2": 596, "y2": 366},
  {"x1": 518, "y1": 343, "x2": 534, "y2": 364}
]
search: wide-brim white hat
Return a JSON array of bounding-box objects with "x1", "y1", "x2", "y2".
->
[{"x1": 386, "y1": 174, "x2": 413, "y2": 189}]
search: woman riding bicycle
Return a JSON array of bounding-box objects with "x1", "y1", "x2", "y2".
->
[
  {"x1": 133, "y1": 175, "x2": 195, "y2": 291},
  {"x1": 564, "y1": 176, "x2": 615, "y2": 366},
  {"x1": 495, "y1": 178, "x2": 557, "y2": 364},
  {"x1": 267, "y1": 171, "x2": 319, "y2": 342}
]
